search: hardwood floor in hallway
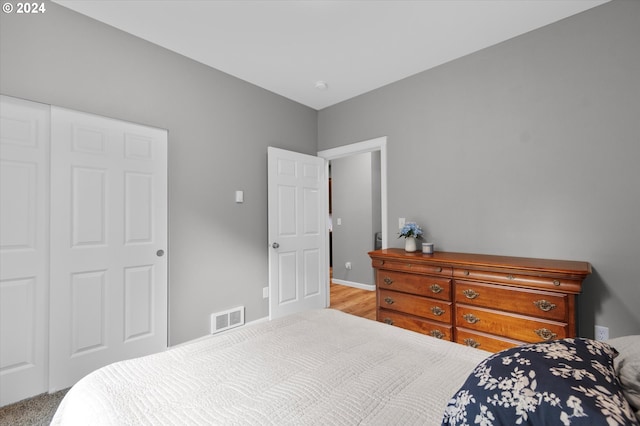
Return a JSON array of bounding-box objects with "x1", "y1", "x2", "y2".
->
[{"x1": 329, "y1": 282, "x2": 376, "y2": 320}]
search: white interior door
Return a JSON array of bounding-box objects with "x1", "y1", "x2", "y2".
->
[
  {"x1": 268, "y1": 147, "x2": 328, "y2": 319},
  {"x1": 49, "y1": 107, "x2": 168, "y2": 391},
  {"x1": 0, "y1": 96, "x2": 50, "y2": 406}
]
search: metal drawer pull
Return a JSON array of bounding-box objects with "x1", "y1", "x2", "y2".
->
[
  {"x1": 435, "y1": 267, "x2": 442, "y2": 273},
  {"x1": 384, "y1": 297, "x2": 395, "y2": 305},
  {"x1": 553, "y1": 280, "x2": 561, "y2": 286},
  {"x1": 506, "y1": 274, "x2": 515, "y2": 280},
  {"x1": 383, "y1": 277, "x2": 394, "y2": 285},
  {"x1": 534, "y1": 328, "x2": 557, "y2": 341},
  {"x1": 533, "y1": 300, "x2": 557, "y2": 312},
  {"x1": 430, "y1": 284, "x2": 443, "y2": 294},
  {"x1": 463, "y1": 338, "x2": 480, "y2": 348},
  {"x1": 383, "y1": 318, "x2": 394, "y2": 325},
  {"x1": 430, "y1": 306, "x2": 445, "y2": 316},
  {"x1": 463, "y1": 270, "x2": 470, "y2": 276},
  {"x1": 463, "y1": 289, "x2": 479, "y2": 299},
  {"x1": 430, "y1": 330, "x2": 445, "y2": 339},
  {"x1": 463, "y1": 313, "x2": 480, "y2": 324}
]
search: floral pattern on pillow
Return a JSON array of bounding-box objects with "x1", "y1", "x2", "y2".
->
[{"x1": 442, "y1": 338, "x2": 639, "y2": 426}]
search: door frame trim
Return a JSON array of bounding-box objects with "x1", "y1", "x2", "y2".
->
[{"x1": 317, "y1": 136, "x2": 388, "y2": 302}]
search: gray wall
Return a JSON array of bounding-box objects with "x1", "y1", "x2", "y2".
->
[
  {"x1": 331, "y1": 152, "x2": 380, "y2": 286},
  {"x1": 0, "y1": 2, "x2": 317, "y2": 345},
  {"x1": 319, "y1": 0, "x2": 640, "y2": 338}
]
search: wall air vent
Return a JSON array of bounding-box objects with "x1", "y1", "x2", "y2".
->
[{"x1": 210, "y1": 306, "x2": 245, "y2": 334}]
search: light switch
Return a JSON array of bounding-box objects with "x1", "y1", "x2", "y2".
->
[
  {"x1": 336, "y1": 218, "x2": 342, "y2": 225},
  {"x1": 235, "y1": 190, "x2": 244, "y2": 203}
]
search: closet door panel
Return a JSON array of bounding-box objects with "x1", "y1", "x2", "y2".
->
[
  {"x1": 49, "y1": 107, "x2": 168, "y2": 391},
  {"x1": 0, "y1": 95, "x2": 50, "y2": 406}
]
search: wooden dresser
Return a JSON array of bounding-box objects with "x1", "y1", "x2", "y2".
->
[{"x1": 369, "y1": 249, "x2": 591, "y2": 352}]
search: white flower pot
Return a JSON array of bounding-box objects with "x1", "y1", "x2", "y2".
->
[{"x1": 404, "y1": 237, "x2": 417, "y2": 252}]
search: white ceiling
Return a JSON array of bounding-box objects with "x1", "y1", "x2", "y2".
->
[{"x1": 53, "y1": 0, "x2": 609, "y2": 110}]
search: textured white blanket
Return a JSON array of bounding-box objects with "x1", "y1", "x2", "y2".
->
[{"x1": 51, "y1": 309, "x2": 489, "y2": 425}]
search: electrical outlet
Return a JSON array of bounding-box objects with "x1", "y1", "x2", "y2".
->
[
  {"x1": 595, "y1": 325, "x2": 609, "y2": 341},
  {"x1": 345, "y1": 262, "x2": 352, "y2": 270},
  {"x1": 399, "y1": 217, "x2": 405, "y2": 229},
  {"x1": 263, "y1": 286, "x2": 269, "y2": 299}
]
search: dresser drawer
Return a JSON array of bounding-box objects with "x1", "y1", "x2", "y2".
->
[
  {"x1": 378, "y1": 289, "x2": 452, "y2": 323},
  {"x1": 372, "y1": 258, "x2": 452, "y2": 277},
  {"x1": 455, "y1": 328, "x2": 522, "y2": 352},
  {"x1": 453, "y1": 268, "x2": 582, "y2": 293},
  {"x1": 455, "y1": 280, "x2": 567, "y2": 321},
  {"x1": 378, "y1": 309, "x2": 453, "y2": 340},
  {"x1": 455, "y1": 305, "x2": 568, "y2": 343},
  {"x1": 377, "y1": 270, "x2": 451, "y2": 301}
]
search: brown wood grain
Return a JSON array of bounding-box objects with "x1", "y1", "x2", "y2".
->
[
  {"x1": 370, "y1": 249, "x2": 590, "y2": 353},
  {"x1": 377, "y1": 309, "x2": 453, "y2": 341},
  {"x1": 377, "y1": 270, "x2": 451, "y2": 300},
  {"x1": 455, "y1": 328, "x2": 522, "y2": 352},
  {"x1": 454, "y1": 280, "x2": 568, "y2": 321},
  {"x1": 329, "y1": 282, "x2": 376, "y2": 320},
  {"x1": 370, "y1": 249, "x2": 591, "y2": 278}
]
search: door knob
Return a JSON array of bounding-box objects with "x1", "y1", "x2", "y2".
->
[
  {"x1": 271, "y1": 242, "x2": 280, "y2": 249},
  {"x1": 156, "y1": 249, "x2": 165, "y2": 257}
]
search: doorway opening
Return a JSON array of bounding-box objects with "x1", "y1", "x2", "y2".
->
[{"x1": 318, "y1": 137, "x2": 387, "y2": 309}]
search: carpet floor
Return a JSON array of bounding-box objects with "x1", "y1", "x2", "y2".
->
[{"x1": 0, "y1": 389, "x2": 68, "y2": 426}]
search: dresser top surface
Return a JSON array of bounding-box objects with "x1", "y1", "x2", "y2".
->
[{"x1": 369, "y1": 248, "x2": 592, "y2": 277}]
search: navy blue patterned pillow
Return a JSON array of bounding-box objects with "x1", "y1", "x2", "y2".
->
[{"x1": 442, "y1": 338, "x2": 639, "y2": 426}]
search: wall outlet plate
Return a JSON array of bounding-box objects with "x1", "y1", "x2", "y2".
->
[{"x1": 595, "y1": 325, "x2": 609, "y2": 341}]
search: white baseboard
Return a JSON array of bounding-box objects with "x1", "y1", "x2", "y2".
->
[{"x1": 331, "y1": 279, "x2": 375, "y2": 292}]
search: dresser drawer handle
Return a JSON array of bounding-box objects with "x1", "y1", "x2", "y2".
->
[
  {"x1": 378, "y1": 260, "x2": 385, "y2": 266},
  {"x1": 430, "y1": 330, "x2": 445, "y2": 339},
  {"x1": 463, "y1": 338, "x2": 480, "y2": 348},
  {"x1": 435, "y1": 267, "x2": 442, "y2": 273},
  {"x1": 533, "y1": 299, "x2": 557, "y2": 312},
  {"x1": 506, "y1": 274, "x2": 515, "y2": 280},
  {"x1": 383, "y1": 318, "x2": 394, "y2": 325},
  {"x1": 463, "y1": 270, "x2": 470, "y2": 276},
  {"x1": 430, "y1": 306, "x2": 445, "y2": 316},
  {"x1": 383, "y1": 277, "x2": 394, "y2": 285},
  {"x1": 384, "y1": 297, "x2": 395, "y2": 305},
  {"x1": 534, "y1": 328, "x2": 557, "y2": 341},
  {"x1": 463, "y1": 289, "x2": 480, "y2": 299},
  {"x1": 430, "y1": 284, "x2": 443, "y2": 294},
  {"x1": 553, "y1": 280, "x2": 561, "y2": 286},
  {"x1": 463, "y1": 313, "x2": 480, "y2": 324}
]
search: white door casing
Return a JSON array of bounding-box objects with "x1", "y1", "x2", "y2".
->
[
  {"x1": 0, "y1": 96, "x2": 50, "y2": 406},
  {"x1": 267, "y1": 147, "x2": 328, "y2": 319},
  {"x1": 317, "y1": 136, "x2": 388, "y2": 250},
  {"x1": 49, "y1": 107, "x2": 168, "y2": 391}
]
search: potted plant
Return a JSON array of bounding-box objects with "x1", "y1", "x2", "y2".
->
[{"x1": 398, "y1": 222, "x2": 423, "y2": 252}]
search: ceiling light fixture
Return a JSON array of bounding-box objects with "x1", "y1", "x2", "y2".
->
[{"x1": 314, "y1": 80, "x2": 328, "y2": 91}]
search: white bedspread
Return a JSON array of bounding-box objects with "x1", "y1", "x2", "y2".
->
[{"x1": 51, "y1": 309, "x2": 489, "y2": 425}]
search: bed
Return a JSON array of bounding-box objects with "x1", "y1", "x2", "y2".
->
[{"x1": 51, "y1": 309, "x2": 639, "y2": 425}]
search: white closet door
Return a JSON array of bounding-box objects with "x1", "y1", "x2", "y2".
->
[
  {"x1": 49, "y1": 107, "x2": 168, "y2": 391},
  {"x1": 0, "y1": 96, "x2": 50, "y2": 406}
]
